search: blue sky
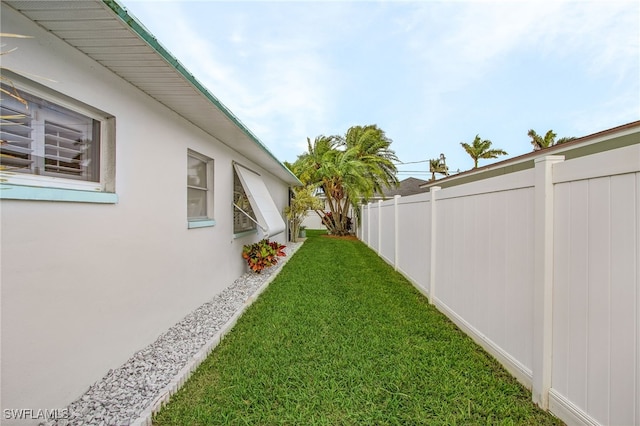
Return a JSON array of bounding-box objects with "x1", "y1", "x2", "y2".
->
[{"x1": 121, "y1": 0, "x2": 639, "y2": 178}]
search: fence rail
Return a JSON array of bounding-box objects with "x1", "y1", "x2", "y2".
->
[{"x1": 359, "y1": 143, "x2": 640, "y2": 426}]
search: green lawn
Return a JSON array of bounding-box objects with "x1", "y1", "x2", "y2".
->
[{"x1": 154, "y1": 230, "x2": 563, "y2": 425}]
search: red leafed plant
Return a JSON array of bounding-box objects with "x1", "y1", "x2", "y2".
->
[
  {"x1": 242, "y1": 239, "x2": 286, "y2": 273},
  {"x1": 268, "y1": 241, "x2": 286, "y2": 257}
]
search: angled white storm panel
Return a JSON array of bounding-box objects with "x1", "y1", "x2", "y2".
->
[{"x1": 233, "y1": 163, "x2": 286, "y2": 238}]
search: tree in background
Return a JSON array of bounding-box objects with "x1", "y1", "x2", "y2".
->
[
  {"x1": 528, "y1": 129, "x2": 576, "y2": 151},
  {"x1": 429, "y1": 155, "x2": 449, "y2": 181},
  {"x1": 284, "y1": 185, "x2": 324, "y2": 242},
  {"x1": 460, "y1": 134, "x2": 508, "y2": 169},
  {"x1": 288, "y1": 125, "x2": 399, "y2": 236},
  {"x1": 343, "y1": 125, "x2": 399, "y2": 197}
]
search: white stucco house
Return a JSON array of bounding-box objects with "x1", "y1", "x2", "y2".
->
[{"x1": 0, "y1": 0, "x2": 299, "y2": 422}]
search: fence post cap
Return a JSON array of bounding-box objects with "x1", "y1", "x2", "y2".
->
[{"x1": 534, "y1": 155, "x2": 565, "y2": 164}]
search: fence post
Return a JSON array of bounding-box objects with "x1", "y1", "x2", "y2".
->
[
  {"x1": 429, "y1": 186, "x2": 441, "y2": 304},
  {"x1": 394, "y1": 195, "x2": 400, "y2": 271},
  {"x1": 532, "y1": 155, "x2": 564, "y2": 409},
  {"x1": 378, "y1": 199, "x2": 383, "y2": 254}
]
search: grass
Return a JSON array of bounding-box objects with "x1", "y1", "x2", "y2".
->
[{"x1": 153, "y1": 230, "x2": 563, "y2": 425}]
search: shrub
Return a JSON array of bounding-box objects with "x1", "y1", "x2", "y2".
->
[{"x1": 242, "y1": 239, "x2": 286, "y2": 273}]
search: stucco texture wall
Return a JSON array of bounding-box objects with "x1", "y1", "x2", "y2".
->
[{"x1": 0, "y1": 5, "x2": 290, "y2": 420}]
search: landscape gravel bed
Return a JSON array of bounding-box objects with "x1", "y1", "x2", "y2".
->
[{"x1": 43, "y1": 241, "x2": 302, "y2": 426}]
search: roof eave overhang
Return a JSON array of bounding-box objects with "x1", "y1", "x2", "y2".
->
[{"x1": 4, "y1": 0, "x2": 301, "y2": 186}]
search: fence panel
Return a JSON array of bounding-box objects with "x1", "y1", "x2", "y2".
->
[
  {"x1": 357, "y1": 140, "x2": 640, "y2": 425},
  {"x1": 359, "y1": 205, "x2": 367, "y2": 244},
  {"x1": 434, "y1": 174, "x2": 536, "y2": 381},
  {"x1": 367, "y1": 203, "x2": 379, "y2": 251},
  {"x1": 396, "y1": 193, "x2": 431, "y2": 292},
  {"x1": 551, "y1": 167, "x2": 639, "y2": 425},
  {"x1": 379, "y1": 199, "x2": 396, "y2": 264}
]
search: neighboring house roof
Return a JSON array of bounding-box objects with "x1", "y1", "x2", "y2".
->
[
  {"x1": 4, "y1": 0, "x2": 300, "y2": 186},
  {"x1": 376, "y1": 177, "x2": 430, "y2": 198},
  {"x1": 420, "y1": 120, "x2": 640, "y2": 191}
]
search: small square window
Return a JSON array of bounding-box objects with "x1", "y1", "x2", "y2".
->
[{"x1": 187, "y1": 150, "x2": 214, "y2": 225}]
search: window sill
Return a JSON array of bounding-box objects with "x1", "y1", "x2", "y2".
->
[
  {"x1": 188, "y1": 219, "x2": 216, "y2": 229},
  {"x1": 0, "y1": 184, "x2": 118, "y2": 204},
  {"x1": 233, "y1": 229, "x2": 258, "y2": 239}
]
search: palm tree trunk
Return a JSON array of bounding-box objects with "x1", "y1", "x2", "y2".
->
[
  {"x1": 322, "y1": 181, "x2": 341, "y2": 234},
  {"x1": 340, "y1": 195, "x2": 351, "y2": 235}
]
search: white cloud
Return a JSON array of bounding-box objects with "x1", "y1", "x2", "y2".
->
[
  {"x1": 403, "y1": 1, "x2": 638, "y2": 91},
  {"x1": 122, "y1": 0, "x2": 638, "y2": 169},
  {"x1": 124, "y1": 1, "x2": 347, "y2": 161},
  {"x1": 394, "y1": 0, "x2": 638, "y2": 163}
]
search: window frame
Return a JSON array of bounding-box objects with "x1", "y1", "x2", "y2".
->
[
  {"x1": 232, "y1": 162, "x2": 286, "y2": 238},
  {"x1": 0, "y1": 72, "x2": 115, "y2": 197},
  {"x1": 187, "y1": 149, "x2": 215, "y2": 228},
  {"x1": 232, "y1": 164, "x2": 258, "y2": 236}
]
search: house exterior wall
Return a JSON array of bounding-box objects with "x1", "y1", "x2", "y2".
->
[
  {"x1": 0, "y1": 5, "x2": 289, "y2": 422},
  {"x1": 360, "y1": 136, "x2": 640, "y2": 426}
]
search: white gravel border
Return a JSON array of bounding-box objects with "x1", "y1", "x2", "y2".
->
[{"x1": 44, "y1": 241, "x2": 303, "y2": 426}]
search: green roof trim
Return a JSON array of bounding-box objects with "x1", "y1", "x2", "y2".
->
[{"x1": 102, "y1": 0, "x2": 300, "y2": 184}]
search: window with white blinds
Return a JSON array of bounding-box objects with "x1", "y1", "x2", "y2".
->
[{"x1": 1, "y1": 84, "x2": 100, "y2": 182}]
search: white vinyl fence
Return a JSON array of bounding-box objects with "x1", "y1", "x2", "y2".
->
[{"x1": 359, "y1": 143, "x2": 639, "y2": 426}]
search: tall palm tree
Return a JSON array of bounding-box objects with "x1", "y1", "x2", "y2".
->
[
  {"x1": 528, "y1": 129, "x2": 576, "y2": 151},
  {"x1": 343, "y1": 124, "x2": 399, "y2": 197},
  {"x1": 288, "y1": 125, "x2": 399, "y2": 235},
  {"x1": 460, "y1": 134, "x2": 508, "y2": 169},
  {"x1": 316, "y1": 148, "x2": 371, "y2": 234},
  {"x1": 290, "y1": 135, "x2": 339, "y2": 185}
]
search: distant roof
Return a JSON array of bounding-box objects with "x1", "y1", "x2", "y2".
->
[
  {"x1": 377, "y1": 177, "x2": 430, "y2": 198},
  {"x1": 419, "y1": 120, "x2": 640, "y2": 191}
]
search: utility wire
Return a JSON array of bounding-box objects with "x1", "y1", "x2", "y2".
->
[{"x1": 394, "y1": 159, "x2": 431, "y2": 165}]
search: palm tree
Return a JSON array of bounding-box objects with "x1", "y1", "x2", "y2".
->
[
  {"x1": 288, "y1": 125, "x2": 399, "y2": 235},
  {"x1": 343, "y1": 124, "x2": 399, "y2": 197},
  {"x1": 429, "y1": 158, "x2": 448, "y2": 181},
  {"x1": 528, "y1": 129, "x2": 576, "y2": 151},
  {"x1": 460, "y1": 135, "x2": 508, "y2": 169},
  {"x1": 284, "y1": 185, "x2": 324, "y2": 242},
  {"x1": 290, "y1": 135, "x2": 340, "y2": 185}
]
